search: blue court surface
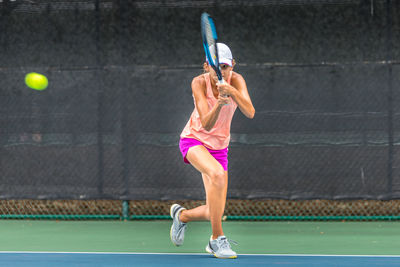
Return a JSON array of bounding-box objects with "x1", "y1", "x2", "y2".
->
[{"x1": 2, "y1": 252, "x2": 400, "y2": 267}]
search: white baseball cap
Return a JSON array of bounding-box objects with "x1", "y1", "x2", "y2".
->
[{"x1": 207, "y1": 43, "x2": 233, "y2": 67}]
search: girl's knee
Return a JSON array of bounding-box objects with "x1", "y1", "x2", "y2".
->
[
  {"x1": 209, "y1": 168, "x2": 226, "y2": 189},
  {"x1": 204, "y1": 205, "x2": 210, "y2": 220}
]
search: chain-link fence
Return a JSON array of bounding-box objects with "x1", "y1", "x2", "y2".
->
[
  {"x1": 1, "y1": 0, "x2": 400, "y2": 220},
  {"x1": 2, "y1": 199, "x2": 400, "y2": 220}
]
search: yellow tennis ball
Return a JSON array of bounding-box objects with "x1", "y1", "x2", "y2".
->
[{"x1": 25, "y1": 72, "x2": 48, "y2": 91}]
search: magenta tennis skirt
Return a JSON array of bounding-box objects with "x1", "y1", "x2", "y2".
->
[{"x1": 179, "y1": 138, "x2": 228, "y2": 171}]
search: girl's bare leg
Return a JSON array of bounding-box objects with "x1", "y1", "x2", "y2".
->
[
  {"x1": 181, "y1": 145, "x2": 228, "y2": 239},
  {"x1": 180, "y1": 174, "x2": 212, "y2": 222}
]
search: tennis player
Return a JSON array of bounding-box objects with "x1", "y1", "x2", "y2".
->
[{"x1": 170, "y1": 43, "x2": 255, "y2": 259}]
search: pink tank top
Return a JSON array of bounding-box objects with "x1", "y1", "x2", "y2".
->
[{"x1": 180, "y1": 72, "x2": 238, "y2": 150}]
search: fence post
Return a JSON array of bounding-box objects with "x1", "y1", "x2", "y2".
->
[
  {"x1": 122, "y1": 200, "x2": 130, "y2": 221},
  {"x1": 386, "y1": 0, "x2": 393, "y2": 197}
]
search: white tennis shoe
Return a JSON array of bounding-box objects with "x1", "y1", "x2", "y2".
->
[
  {"x1": 206, "y1": 235, "x2": 237, "y2": 259},
  {"x1": 169, "y1": 204, "x2": 187, "y2": 246}
]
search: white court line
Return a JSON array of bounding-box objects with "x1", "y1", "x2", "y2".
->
[{"x1": 0, "y1": 251, "x2": 399, "y2": 257}]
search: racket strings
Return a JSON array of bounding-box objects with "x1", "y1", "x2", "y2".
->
[
  {"x1": 204, "y1": 23, "x2": 216, "y2": 64},
  {"x1": 201, "y1": 13, "x2": 223, "y2": 81}
]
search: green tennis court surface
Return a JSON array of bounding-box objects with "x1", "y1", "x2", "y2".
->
[
  {"x1": 0, "y1": 220, "x2": 399, "y2": 255},
  {"x1": 1, "y1": 220, "x2": 400, "y2": 266}
]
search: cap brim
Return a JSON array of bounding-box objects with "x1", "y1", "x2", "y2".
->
[{"x1": 219, "y1": 58, "x2": 233, "y2": 67}]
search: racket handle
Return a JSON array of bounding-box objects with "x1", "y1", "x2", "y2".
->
[
  {"x1": 217, "y1": 78, "x2": 229, "y2": 104},
  {"x1": 217, "y1": 78, "x2": 228, "y2": 97}
]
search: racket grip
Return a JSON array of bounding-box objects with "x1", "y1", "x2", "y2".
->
[
  {"x1": 217, "y1": 79, "x2": 229, "y2": 105},
  {"x1": 217, "y1": 79, "x2": 229, "y2": 98}
]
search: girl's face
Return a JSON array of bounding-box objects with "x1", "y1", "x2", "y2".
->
[{"x1": 204, "y1": 63, "x2": 233, "y2": 83}]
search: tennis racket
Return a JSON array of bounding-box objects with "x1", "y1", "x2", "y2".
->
[{"x1": 201, "y1": 12, "x2": 224, "y2": 84}]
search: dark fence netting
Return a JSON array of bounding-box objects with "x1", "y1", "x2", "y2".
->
[{"x1": 2, "y1": 0, "x2": 400, "y2": 219}]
